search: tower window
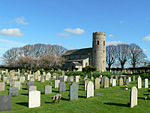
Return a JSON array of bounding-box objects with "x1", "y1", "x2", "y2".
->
[
  {"x1": 103, "y1": 41, "x2": 105, "y2": 46},
  {"x1": 97, "y1": 41, "x2": 99, "y2": 45}
]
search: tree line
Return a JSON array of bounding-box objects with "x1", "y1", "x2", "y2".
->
[
  {"x1": 2, "y1": 44, "x2": 67, "y2": 70},
  {"x1": 106, "y1": 43, "x2": 147, "y2": 70}
]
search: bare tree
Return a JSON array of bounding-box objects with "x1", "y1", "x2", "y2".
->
[
  {"x1": 106, "y1": 45, "x2": 117, "y2": 70},
  {"x1": 116, "y1": 44, "x2": 130, "y2": 70},
  {"x1": 129, "y1": 43, "x2": 147, "y2": 68}
]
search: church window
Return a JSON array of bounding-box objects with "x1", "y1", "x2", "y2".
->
[
  {"x1": 103, "y1": 41, "x2": 105, "y2": 46},
  {"x1": 96, "y1": 41, "x2": 99, "y2": 45}
]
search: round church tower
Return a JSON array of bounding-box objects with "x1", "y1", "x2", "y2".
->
[{"x1": 92, "y1": 32, "x2": 106, "y2": 72}]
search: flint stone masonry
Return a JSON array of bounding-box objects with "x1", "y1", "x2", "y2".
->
[
  {"x1": 59, "y1": 82, "x2": 66, "y2": 93},
  {"x1": 45, "y1": 85, "x2": 52, "y2": 94},
  {"x1": 0, "y1": 82, "x2": 5, "y2": 91},
  {"x1": 0, "y1": 95, "x2": 12, "y2": 112},
  {"x1": 87, "y1": 81, "x2": 94, "y2": 98},
  {"x1": 55, "y1": 80, "x2": 60, "y2": 88},
  {"x1": 130, "y1": 86, "x2": 138, "y2": 108},
  {"x1": 28, "y1": 90, "x2": 41, "y2": 108},
  {"x1": 70, "y1": 82, "x2": 78, "y2": 100},
  {"x1": 9, "y1": 87, "x2": 19, "y2": 96}
]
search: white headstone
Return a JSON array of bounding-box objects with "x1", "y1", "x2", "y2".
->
[
  {"x1": 86, "y1": 81, "x2": 94, "y2": 98},
  {"x1": 112, "y1": 79, "x2": 116, "y2": 86},
  {"x1": 130, "y1": 86, "x2": 138, "y2": 108},
  {"x1": 137, "y1": 76, "x2": 142, "y2": 89},
  {"x1": 75, "y1": 76, "x2": 80, "y2": 83},
  {"x1": 55, "y1": 80, "x2": 60, "y2": 88},
  {"x1": 29, "y1": 91, "x2": 40, "y2": 108},
  {"x1": 145, "y1": 78, "x2": 148, "y2": 88}
]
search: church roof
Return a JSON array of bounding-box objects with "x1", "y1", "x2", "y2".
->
[{"x1": 63, "y1": 48, "x2": 92, "y2": 56}]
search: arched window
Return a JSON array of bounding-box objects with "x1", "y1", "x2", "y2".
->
[
  {"x1": 103, "y1": 41, "x2": 105, "y2": 46},
  {"x1": 97, "y1": 41, "x2": 99, "y2": 45}
]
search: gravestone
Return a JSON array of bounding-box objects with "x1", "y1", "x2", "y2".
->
[
  {"x1": 119, "y1": 78, "x2": 123, "y2": 86},
  {"x1": 59, "y1": 76, "x2": 64, "y2": 82},
  {"x1": 84, "y1": 79, "x2": 89, "y2": 90},
  {"x1": 137, "y1": 76, "x2": 142, "y2": 89},
  {"x1": 104, "y1": 77, "x2": 109, "y2": 88},
  {"x1": 124, "y1": 76, "x2": 126, "y2": 82},
  {"x1": 55, "y1": 80, "x2": 60, "y2": 88},
  {"x1": 37, "y1": 75, "x2": 41, "y2": 81},
  {"x1": 28, "y1": 90, "x2": 40, "y2": 108},
  {"x1": 133, "y1": 76, "x2": 135, "y2": 81},
  {"x1": 130, "y1": 86, "x2": 138, "y2": 108},
  {"x1": 126, "y1": 79, "x2": 129, "y2": 85},
  {"x1": 112, "y1": 79, "x2": 116, "y2": 86},
  {"x1": 70, "y1": 76, "x2": 74, "y2": 82},
  {"x1": 110, "y1": 77, "x2": 113, "y2": 84},
  {"x1": 9, "y1": 87, "x2": 19, "y2": 96},
  {"x1": 75, "y1": 76, "x2": 80, "y2": 83},
  {"x1": 0, "y1": 95, "x2": 12, "y2": 111},
  {"x1": 145, "y1": 78, "x2": 148, "y2": 88},
  {"x1": 29, "y1": 86, "x2": 37, "y2": 91},
  {"x1": 20, "y1": 76, "x2": 25, "y2": 83},
  {"x1": 86, "y1": 81, "x2": 94, "y2": 98},
  {"x1": 13, "y1": 81, "x2": 22, "y2": 90},
  {"x1": 27, "y1": 81, "x2": 34, "y2": 89},
  {"x1": 59, "y1": 82, "x2": 66, "y2": 92},
  {"x1": 128, "y1": 77, "x2": 131, "y2": 82},
  {"x1": 45, "y1": 85, "x2": 52, "y2": 94},
  {"x1": 0, "y1": 82, "x2": 5, "y2": 91},
  {"x1": 45, "y1": 74, "x2": 50, "y2": 81},
  {"x1": 41, "y1": 76, "x2": 45, "y2": 82},
  {"x1": 64, "y1": 76, "x2": 68, "y2": 82},
  {"x1": 70, "y1": 82, "x2": 78, "y2": 100},
  {"x1": 95, "y1": 78, "x2": 100, "y2": 89}
]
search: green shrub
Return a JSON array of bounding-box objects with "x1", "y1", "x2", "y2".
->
[{"x1": 83, "y1": 65, "x2": 96, "y2": 73}]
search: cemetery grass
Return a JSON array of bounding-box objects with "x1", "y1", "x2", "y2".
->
[{"x1": 1, "y1": 80, "x2": 150, "y2": 113}]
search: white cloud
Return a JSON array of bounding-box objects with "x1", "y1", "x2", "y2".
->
[
  {"x1": 142, "y1": 34, "x2": 150, "y2": 41},
  {"x1": 57, "y1": 32, "x2": 72, "y2": 39},
  {"x1": 64, "y1": 28, "x2": 84, "y2": 35},
  {"x1": 0, "y1": 28, "x2": 24, "y2": 37},
  {"x1": 108, "y1": 34, "x2": 114, "y2": 38},
  {"x1": 106, "y1": 41, "x2": 125, "y2": 46},
  {"x1": 0, "y1": 38, "x2": 24, "y2": 47},
  {"x1": 15, "y1": 16, "x2": 29, "y2": 25}
]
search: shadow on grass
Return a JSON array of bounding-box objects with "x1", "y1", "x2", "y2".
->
[
  {"x1": 61, "y1": 97, "x2": 70, "y2": 101},
  {"x1": 22, "y1": 88, "x2": 27, "y2": 90},
  {"x1": 52, "y1": 90, "x2": 59, "y2": 93},
  {"x1": 78, "y1": 95, "x2": 86, "y2": 98},
  {"x1": 104, "y1": 102, "x2": 129, "y2": 107},
  {"x1": 21, "y1": 93, "x2": 28, "y2": 96},
  {"x1": 138, "y1": 97, "x2": 145, "y2": 100},
  {"x1": 45, "y1": 101, "x2": 53, "y2": 104},
  {"x1": 16, "y1": 102, "x2": 28, "y2": 107}
]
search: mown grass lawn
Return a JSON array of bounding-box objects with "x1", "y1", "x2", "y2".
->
[{"x1": 1, "y1": 79, "x2": 150, "y2": 113}]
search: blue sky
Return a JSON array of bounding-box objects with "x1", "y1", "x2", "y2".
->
[{"x1": 0, "y1": 0, "x2": 150, "y2": 64}]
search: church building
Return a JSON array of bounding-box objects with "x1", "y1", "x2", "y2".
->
[{"x1": 62, "y1": 32, "x2": 106, "y2": 72}]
